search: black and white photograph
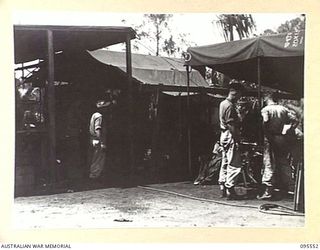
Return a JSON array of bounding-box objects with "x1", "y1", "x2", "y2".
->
[{"x1": 12, "y1": 12, "x2": 305, "y2": 229}]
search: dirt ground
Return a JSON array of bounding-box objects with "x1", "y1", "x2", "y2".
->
[{"x1": 13, "y1": 182, "x2": 304, "y2": 228}]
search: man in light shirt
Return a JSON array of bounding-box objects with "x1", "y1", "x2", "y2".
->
[
  {"x1": 218, "y1": 81, "x2": 244, "y2": 200},
  {"x1": 257, "y1": 92, "x2": 299, "y2": 200},
  {"x1": 89, "y1": 98, "x2": 115, "y2": 179}
]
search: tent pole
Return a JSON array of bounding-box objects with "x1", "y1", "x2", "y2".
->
[
  {"x1": 126, "y1": 34, "x2": 134, "y2": 173},
  {"x1": 186, "y1": 65, "x2": 192, "y2": 178},
  {"x1": 47, "y1": 29, "x2": 57, "y2": 185},
  {"x1": 257, "y1": 57, "x2": 262, "y2": 109},
  {"x1": 178, "y1": 92, "x2": 182, "y2": 171},
  {"x1": 151, "y1": 87, "x2": 161, "y2": 180},
  {"x1": 21, "y1": 63, "x2": 24, "y2": 79},
  {"x1": 257, "y1": 56, "x2": 263, "y2": 145}
]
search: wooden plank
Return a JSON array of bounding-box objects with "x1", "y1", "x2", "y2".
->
[
  {"x1": 139, "y1": 84, "x2": 298, "y2": 100},
  {"x1": 15, "y1": 25, "x2": 135, "y2": 35}
]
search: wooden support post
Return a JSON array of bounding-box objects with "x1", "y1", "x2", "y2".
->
[
  {"x1": 257, "y1": 57, "x2": 262, "y2": 110},
  {"x1": 178, "y1": 92, "x2": 183, "y2": 172},
  {"x1": 257, "y1": 57, "x2": 263, "y2": 145},
  {"x1": 151, "y1": 87, "x2": 161, "y2": 180},
  {"x1": 186, "y1": 65, "x2": 192, "y2": 179},
  {"x1": 47, "y1": 29, "x2": 57, "y2": 185},
  {"x1": 294, "y1": 162, "x2": 304, "y2": 212},
  {"x1": 21, "y1": 63, "x2": 24, "y2": 80},
  {"x1": 126, "y1": 34, "x2": 134, "y2": 172}
]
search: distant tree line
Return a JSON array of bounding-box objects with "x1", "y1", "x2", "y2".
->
[
  {"x1": 261, "y1": 14, "x2": 305, "y2": 36},
  {"x1": 122, "y1": 14, "x2": 196, "y2": 57}
]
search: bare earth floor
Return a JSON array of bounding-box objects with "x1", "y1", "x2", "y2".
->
[{"x1": 13, "y1": 182, "x2": 304, "y2": 228}]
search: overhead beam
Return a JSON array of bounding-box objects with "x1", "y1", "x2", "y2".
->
[
  {"x1": 14, "y1": 25, "x2": 135, "y2": 35},
  {"x1": 138, "y1": 84, "x2": 298, "y2": 100}
]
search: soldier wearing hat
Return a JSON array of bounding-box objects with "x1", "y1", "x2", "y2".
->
[{"x1": 88, "y1": 94, "x2": 116, "y2": 179}]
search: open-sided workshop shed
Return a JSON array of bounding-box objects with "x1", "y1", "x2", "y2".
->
[
  {"x1": 15, "y1": 24, "x2": 221, "y2": 195},
  {"x1": 14, "y1": 25, "x2": 136, "y2": 195}
]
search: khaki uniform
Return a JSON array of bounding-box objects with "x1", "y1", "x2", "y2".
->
[
  {"x1": 261, "y1": 104, "x2": 297, "y2": 188},
  {"x1": 89, "y1": 112, "x2": 106, "y2": 179},
  {"x1": 218, "y1": 99, "x2": 242, "y2": 188}
]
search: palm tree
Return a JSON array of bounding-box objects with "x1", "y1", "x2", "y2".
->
[
  {"x1": 215, "y1": 14, "x2": 256, "y2": 41},
  {"x1": 212, "y1": 14, "x2": 256, "y2": 86}
]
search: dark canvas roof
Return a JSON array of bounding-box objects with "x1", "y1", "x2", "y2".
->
[
  {"x1": 14, "y1": 25, "x2": 136, "y2": 64},
  {"x1": 187, "y1": 30, "x2": 305, "y2": 97},
  {"x1": 88, "y1": 50, "x2": 209, "y2": 88},
  {"x1": 23, "y1": 49, "x2": 210, "y2": 93}
]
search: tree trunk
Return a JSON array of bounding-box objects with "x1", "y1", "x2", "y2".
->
[
  {"x1": 229, "y1": 25, "x2": 234, "y2": 41},
  {"x1": 156, "y1": 25, "x2": 160, "y2": 56}
]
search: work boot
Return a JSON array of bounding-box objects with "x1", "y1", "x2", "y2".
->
[
  {"x1": 257, "y1": 186, "x2": 273, "y2": 200},
  {"x1": 226, "y1": 187, "x2": 241, "y2": 200},
  {"x1": 219, "y1": 184, "x2": 226, "y2": 198},
  {"x1": 193, "y1": 177, "x2": 202, "y2": 185}
]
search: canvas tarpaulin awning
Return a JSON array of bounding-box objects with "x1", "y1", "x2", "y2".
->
[
  {"x1": 88, "y1": 50, "x2": 209, "y2": 88},
  {"x1": 22, "y1": 49, "x2": 210, "y2": 91},
  {"x1": 186, "y1": 30, "x2": 305, "y2": 97}
]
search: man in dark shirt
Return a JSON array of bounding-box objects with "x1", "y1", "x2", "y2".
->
[{"x1": 218, "y1": 81, "x2": 244, "y2": 199}]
